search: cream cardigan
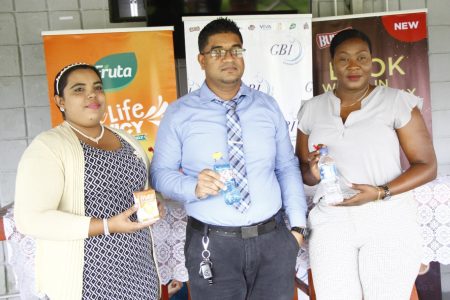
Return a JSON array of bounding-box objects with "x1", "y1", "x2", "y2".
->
[{"x1": 14, "y1": 122, "x2": 158, "y2": 300}]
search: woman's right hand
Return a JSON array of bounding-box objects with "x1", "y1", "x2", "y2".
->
[
  {"x1": 306, "y1": 149, "x2": 321, "y2": 182},
  {"x1": 296, "y1": 130, "x2": 322, "y2": 186},
  {"x1": 107, "y1": 205, "x2": 157, "y2": 234}
]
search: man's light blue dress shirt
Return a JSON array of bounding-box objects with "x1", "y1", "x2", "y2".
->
[{"x1": 150, "y1": 83, "x2": 307, "y2": 227}]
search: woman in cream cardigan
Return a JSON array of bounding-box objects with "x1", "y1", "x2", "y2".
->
[{"x1": 14, "y1": 63, "x2": 161, "y2": 300}]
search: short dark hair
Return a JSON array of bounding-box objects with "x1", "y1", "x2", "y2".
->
[
  {"x1": 198, "y1": 17, "x2": 243, "y2": 53},
  {"x1": 330, "y1": 29, "x2": 372, "y2": 58},
  {"x1": 54, "y1": 63, "x2": 102, "y2": 97}
]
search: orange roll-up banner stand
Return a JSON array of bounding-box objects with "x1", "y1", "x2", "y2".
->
[{"x1": 42, "y1": 27, "x2": 177, "y2": 160}]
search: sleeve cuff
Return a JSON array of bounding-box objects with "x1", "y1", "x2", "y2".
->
[
  {"x1": 183, "y1": 176, "x2": 202, "y2": 203},
  {"x1": 286, "y1": 210, "x2": 307, "y2": 228}
]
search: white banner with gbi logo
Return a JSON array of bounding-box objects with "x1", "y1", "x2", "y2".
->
[{"x1": 183, "y1": 14, "x2": 313, "y2": 146}]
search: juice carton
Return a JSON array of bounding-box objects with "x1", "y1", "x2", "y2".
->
[{"x1": 133, "y1": 189, "x2": 160, "y2": 223}]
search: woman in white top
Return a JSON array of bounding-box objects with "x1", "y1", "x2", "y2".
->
[{"x1": 296, "y1": 29, "x2": 437, "y2": 299}]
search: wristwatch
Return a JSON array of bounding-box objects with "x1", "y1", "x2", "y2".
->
[
  {"x1": 291, "y1": 226, "x2": 310, "y2": 240},
  {"x1": 380, "y1": 185, "x2": 391, "y2": 200}
]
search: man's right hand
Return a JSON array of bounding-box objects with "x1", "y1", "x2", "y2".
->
[{"x1": 195, "y1": 169, "x2": 224, "y2": 199}]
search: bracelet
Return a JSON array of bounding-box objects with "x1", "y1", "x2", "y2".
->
[
  {"x1": 103, "y1": 218, "x2": 110, "y2": 236},
  {"x1": 375, "y1": 187, "x2": 382, "y2": 201}
]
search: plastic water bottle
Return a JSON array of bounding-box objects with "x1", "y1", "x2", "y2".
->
[
  {"x1": 212, "y1": 152, "x2": 242, "y2": 205},
  {"x1": 318, "y1": 146, "x2": 344, "y2": 205}
]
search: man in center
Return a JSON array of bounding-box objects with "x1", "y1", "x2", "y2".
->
[{"x1": 150, "y1": 17, "x2": 307, "y2": 300}]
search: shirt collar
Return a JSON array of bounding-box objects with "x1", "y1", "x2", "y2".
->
[{"x1": 198, "y1": 81, "x2": 252, "y2": 104}]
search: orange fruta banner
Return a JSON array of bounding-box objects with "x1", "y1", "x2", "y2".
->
[{"x1": 42, "y1": 27, "x2": 178, "y2": 160}]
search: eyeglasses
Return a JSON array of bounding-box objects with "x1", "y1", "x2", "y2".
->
[{"x1": 201, "y1": 48, "x2": 246, "y2": 59}]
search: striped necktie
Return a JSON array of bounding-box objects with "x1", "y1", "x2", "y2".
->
[{"x1": 214, "y1": 98, "x2": 250, "y2": 213}]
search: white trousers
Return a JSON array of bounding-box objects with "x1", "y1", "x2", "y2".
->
[{"x1": 308, "y1": 192, "x2": 422, "y2": 300}]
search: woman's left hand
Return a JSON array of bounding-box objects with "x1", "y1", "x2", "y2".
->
[
  {"x1": 155, "y1": 192, "x2": 166, "y2": 218},
  {"x1": 335, "y1": 183, "x2": 380, "y2": 206},
  {"x1": 157, "y1": 199, "x2": 166, "y2": 218}
]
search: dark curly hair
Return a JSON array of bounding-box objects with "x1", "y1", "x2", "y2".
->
[
  {"x1": 330, "y1": 29, "x2": 372, "y2": 59},
  {"x1": 198, "y1": 17, "x2": 243, "y2": 53}
]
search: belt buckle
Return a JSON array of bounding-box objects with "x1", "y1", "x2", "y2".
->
[{"x1": 241, "y1": 225, "x2": 258, "y2": 239}]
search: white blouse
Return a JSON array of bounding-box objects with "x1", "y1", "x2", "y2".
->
[{"x1": 297, "y1": 86, "x2": 421, "y2": 187}]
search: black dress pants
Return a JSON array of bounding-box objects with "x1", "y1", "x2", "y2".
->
[{"x1": 184, "y1": 219, "x2": 299, "y2": 300}]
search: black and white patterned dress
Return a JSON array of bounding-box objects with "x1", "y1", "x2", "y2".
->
[{"x1": 81, "y1": 135, "x2": 159, "y2": 300}]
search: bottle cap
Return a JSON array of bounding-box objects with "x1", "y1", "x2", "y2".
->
[{"x1": 212, "y1": 152, "x2": 223, "y2": 160}]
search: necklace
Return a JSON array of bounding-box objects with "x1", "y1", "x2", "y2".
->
[
  {"x1": 336, "y1": 85, "x2": 370, "y2": 108},
  {"x1": 67, "y1": 122, "x2": 105, "y2": 144}
]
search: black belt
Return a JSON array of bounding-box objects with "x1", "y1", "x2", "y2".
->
[{"x1": 188, "y1": 216, "x2": 278, "y2": 239}]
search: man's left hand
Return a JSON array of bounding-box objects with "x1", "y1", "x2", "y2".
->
[{"x1": 290, "y1": 230, "x2": 304, "y2": 247}]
